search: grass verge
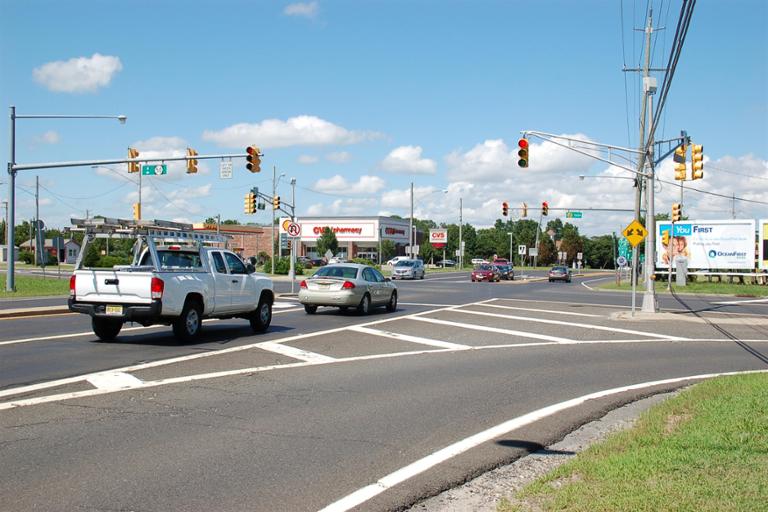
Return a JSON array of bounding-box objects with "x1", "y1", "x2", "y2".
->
[
  {"x1": 0, "y1": 275, "x2": 70, "y2": 298},
  {"x1": 598, "y1": 279, "x2": 767, "y2": 297},
  {"x1": 501, "y1": 373, "x2": 768, "y2": 511}
]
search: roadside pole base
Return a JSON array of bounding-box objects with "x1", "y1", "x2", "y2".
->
[{"x1": 641, "y1": 290, "x2": 658, "y2": 313}]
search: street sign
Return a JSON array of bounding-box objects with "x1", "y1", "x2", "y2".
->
[
  {"x1": 429, "y1": 229, "x2": 447, "y2": 248},
  {"x1": 518, "y1": 245, "x2": 527, "y2": 255},
  {"x1": 219, "y1": 161, "x2": 233, "y2": 179},
  {"x1": 577, "y1": 252, "x2": 583, "y2": 260},
  {"x1": 286, "y1": 221, "x2": 302, "y2": 237},
  {"x1": 528, "y1": 248, "x2": 539, "y2": 257},
  {"x1": 617, "y1": 256, "x2": 628, "y2": 267},
  {"x1": 622, "y1": 219, "x2": 648, "y2": 248},
  {"x1": 566, "y1": 211, "x2": 583, "y2": 219},
  {"x1": 141, "y1": 164, "x2": 167, "y2": 175}
]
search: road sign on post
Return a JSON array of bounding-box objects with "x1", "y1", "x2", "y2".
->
[
  {"x1": 518, "y1": 245, "x2": 527, "y2": 255},
  {"x1": 622, "y1": 219, "x2": 648, "y2": 248},
  {"x1": 566, "y1": 211, "x2": 583, "y2": 219}
]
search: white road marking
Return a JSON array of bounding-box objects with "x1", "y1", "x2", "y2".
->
[
  {"x1": 258, "y1": 341, "x2": 336, "y2": 363},
  {"x1": 272, "y1": 302, "x2": 299, "y2": 309},
  {"x1": 711, "y1": 298, "x2": 768, "y2": 305},
  {"x1": 477, "y1": 303, "x2": 602, "y2": 318},
  {"x1": 317, "y1": 368, "x2": 768, "y2": 512},
  {"x1": 408, "y1": 316, "x2": 575, "y2": 343},
  {"x1": 580, "y1": 276, "x2": 613, "y2": 291},
  {"x1": 349, "y1": 326, "x2": 470, "y2": 350},
  {"x1": 452, "y1": 308, "x2": 686, "y2": 340},
  {"x1": 399, "y1": 302, "x2": 461, "y2": 307},
  {"x1": 87, "y1": 371, "x2": 143, "y2": 391}
]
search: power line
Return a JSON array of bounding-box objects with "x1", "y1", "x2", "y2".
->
[
  {"x1": 706, "y1": 164, "x2": 768, "y2": 182},
  {"x1": 655, "y1": 176, "x2": 768, "y2": 206}
]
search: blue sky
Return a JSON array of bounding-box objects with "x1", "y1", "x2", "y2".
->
[{"x1": 1, "y1": 0, "x2": 766, "y2": 235}]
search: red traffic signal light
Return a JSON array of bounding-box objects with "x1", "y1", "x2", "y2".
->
[
  {"x1": 502, "y1": 201, "x2": 509, "y2": 216},
  {"x1": 246, "y1": 145, "x2": 261, "y2": 173},
  {"x1": 517, "y1": 138, "x2": 529, "y2": 168},
  {"x1": 542, "y1": 201, "x2": 549, "y2": 216}
]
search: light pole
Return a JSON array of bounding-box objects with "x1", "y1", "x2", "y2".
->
[
  {"x1": 6, "y1": 107, "x2": 126, "y2": 291},
  {"x1": 271, "y1": 168, "x2": 285, "y2": 274},
  {"x1": 458, "y1": 197, "x2": 463, "y2": 269},
  {"x1": 290, "y1": 177, "x2": 296, "y2": 293}
]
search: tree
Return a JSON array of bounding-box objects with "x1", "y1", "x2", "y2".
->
[
  {"x1": 546, "y1": 218, "x2": 564, "y2": 240},
  {"x1": 380, "y1": 239, "x2": 396, "y2": 262},
  {"x1": 584, "y1": 235, "x2": 616, "y2": 269},
  {"x1": 538, "y1": 235, "x2": 557, "y2": 266},
  {"x1": 317, "y1": 227, "x2": 339, "y2": 259}
]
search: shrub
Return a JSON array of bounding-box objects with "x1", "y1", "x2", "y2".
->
[{"x1": 19, "y1": 250, "x2": 34, "y2": 264}]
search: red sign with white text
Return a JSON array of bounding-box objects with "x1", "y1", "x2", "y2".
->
[{"x1": 430, "y1": 229, "x2": 447, "y2": 248}]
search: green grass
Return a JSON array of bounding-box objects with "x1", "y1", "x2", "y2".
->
[
  {"x1": 598, "y1": 279, "x2": 768, "y2": 297},
  {"x1": 0, "y1": 275, "x2": 70, "y2": 297},
  {"x1": 502, "y1": 373, "x2": 768, "y2": 512}
]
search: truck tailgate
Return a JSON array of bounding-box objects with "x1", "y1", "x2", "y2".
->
[{"x1": 74, "y1": 270, "x2": 153, "y2": 304}]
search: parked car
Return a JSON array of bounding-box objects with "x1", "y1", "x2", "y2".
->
[
  {"x1": 297, "y1": 256, "x2": 313, "y2": 268},
  {"x1": 548, "y1": 266, "x2": 572, "y2": 283},
  {"x1": 69, "y1": 221, "x2": 274, "y2": 343},
  {"x1": 471, "y1": 263, "x2": 500, "y2": 282},
  {"x1": 492, "y1": 258, "x2": 509, "y2": 266},
  {"x1": 495, "y1": 263, "x2": 514, "y2": 280},
  {"x1": 299, "y1": 263, "x2": 398, "y2": 315},
  {"x1": 328, "y1": 256, "x2": 348, "y2": 264},
  {"x1": 435, "y1": 259, "x2": 456, "y2": 267},
  {"x1": 386, "y1": 256, "x2": 410, "y2": 266},
  {"x1": 392, "y1": 259, "x2": 425, "y2": 280},
  {"x1": 310, "y1": 258, "x2": 326, "y2": 267}
]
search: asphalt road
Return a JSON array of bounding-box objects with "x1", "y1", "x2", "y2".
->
[{"x1": 1, "y1": 271, "x2": 766, "y2": 511}]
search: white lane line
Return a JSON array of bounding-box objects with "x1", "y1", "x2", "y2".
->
[
  {"x1": 711, "y1": 298, "x2": 768, "y2": 305},
  {"x1": 0, "y1": 299, "x2": 492, "y2": 400},
  {"x1": 477, "y1": 303, "x2": 602, "y2": 318},
  {"x1": 581, "y1": 276, "x2": 613, "y2": 291},
  {"x1": 452, "y1": 309, "x2": 687, "y2": 341},
  {"x1": 318, "y1": 368, "x2": 768, "y2": 512},
  {"x1": 87, "y1": 371, "x2": 143, "y2": 391},
  {"x1": 273, "y1": 302, "x2": 300, "y2": 309},
  {"x1": 349, "y1": 326, "x2": 470, "y2": 350},
  {"x1": 408, "y1": 317, "x2": 575, "y2": 343},
  {"x1": 258, "y1": 342, "x2": 336, "y2": 363},
  {"x1": 399, "y1": 302, "x2": 462, "y2": 307},
  {"x1": 3, "y1": 335, "x2": 768, "y2": 411}
]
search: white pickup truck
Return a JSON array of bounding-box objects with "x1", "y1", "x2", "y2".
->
[{"x1": 68, "y1": 218, "x2": 274, "y2": 343}]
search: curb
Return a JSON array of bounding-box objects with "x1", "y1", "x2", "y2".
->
[{"x1": 0, "y1": 305, "x2": 71, "y2": 319}]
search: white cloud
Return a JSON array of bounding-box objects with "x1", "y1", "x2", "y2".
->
[
  {"x1": 126, "y1": 183, "x2": 213, "y2": 219},
  {"x1": 94, "y1": 136, "x2": 209, "y2": 182},
  {"x1": 38, "y1": 131, "x2": 60, "y2": 144},
  {"x1": 284, "y1": 1, "x2": 319, "y2": 18},
  {"x1": 298, "y1": 155, "x2": 319, "y2": 165},
  {"x1": 313, "y1": 175, "x2": 385, "y2": 195},
  {"x1": 33, "y1": 53, "x2": 122, "y2": 93},
  {"x1": 380, "y1": 185, "x2": 443, "y2": 209},
  {"x1": 202, "y1": 115, "x2": 381, "y2": 149},
  {"x1": 326, "y1": 151, "x2": 351, "y2": 163},
  {"x1": 306, "y1": 198, "x2": 377, "y2": 216},
  {"x1": 380, "y1": 145, "x2": 437, "y2": 174}
]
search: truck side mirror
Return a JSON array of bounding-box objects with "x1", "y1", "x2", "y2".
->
[{"x1": 246, "y1": 263, "x2": 256, "y2": 274}]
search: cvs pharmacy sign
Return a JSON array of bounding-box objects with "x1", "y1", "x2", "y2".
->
[{"x1": 429, "y1": 229, "x2": 448, "y2": 248}]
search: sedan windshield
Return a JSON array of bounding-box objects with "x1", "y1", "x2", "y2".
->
[
  {"x1": 312, "y1": 265, "x2": 359, "y2": 279},
  {"x1": 395, "y1": 261, "x2": 416, "y2": 267}
]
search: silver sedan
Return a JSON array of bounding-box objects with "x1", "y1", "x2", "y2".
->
[{"x1": 298, "y1": 263, "x2": 398, "y2": 315}]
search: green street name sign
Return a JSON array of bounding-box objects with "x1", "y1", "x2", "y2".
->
[
  {"x1": 566, "y1": 211, "x2": 583, "y2": 219},
  {"x1": 142, "y1": 164, "x2": 168, "y2": 175}
]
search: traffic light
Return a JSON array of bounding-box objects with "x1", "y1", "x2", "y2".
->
[
  {"x1": 287, "y1": 239, "x2": 292, "y2": 251},
  {"x1": 691, "y1": 144, "x2": 704, "y2": 180},
  {"x1": 672, "y1": 203, "x2": 682, "y2": 222},
  {"x1": 244, "y1": 192, "x2": 256, "y2": 214},
  {"x1": 522, "y1": 202, "x2": 528, "y2": 218},
  {"x1": 517, "y1": 138, "x2": 529, "y2": 168},
  {"x1": 272, "y1": 195, "x2": 280, "y2": 210},
  {"x1": 542, "y1": 201, "x2": 549, "y2": 216},
  {"x1": 502, "y1": 201, "x2": 509, "y2": 216},
  {"x1": 662, "y1": 230, "x2": 670, "y2": 247},
  {"x1": 127, "y1": 148, "x2": 140, "y2": 173},
  {"x1": 186, "y1": 148, "x2": 198, "y2": 174},
  {"x1": 246, "y1": 145, "x2": 261, "y2": 173},
  {"x1": 132, "y1": 202, "x2": 141, "y2": 220},
  {"x1": 673, "y1": 144, "x2": 687, "y2": 181}
]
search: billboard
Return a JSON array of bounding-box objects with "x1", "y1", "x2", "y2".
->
[
  {"x1": 656, "y1": 219, "x2": 755, "y2": 270},
  {"x1": 429, "y1": 229, "x2": 447, "y2": 248},
  {"x1": 760, "y1": 219, "x2": 768, "y2": 270}
]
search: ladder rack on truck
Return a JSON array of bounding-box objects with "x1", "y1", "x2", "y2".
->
[{"x1": 69, "y1": 217, "x2": 231, "y2": 270}]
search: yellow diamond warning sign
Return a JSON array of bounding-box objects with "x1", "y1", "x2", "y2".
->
[{"x1": 622, "y1": 219, "x2": 648, "y2": 248}]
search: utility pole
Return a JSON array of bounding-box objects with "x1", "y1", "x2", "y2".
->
[
  {"x1": 34, "y1": 175, "x2": 39, "y2": 266},
  {"x1": 290, "y1": 177, "x2": 296, "y2": 294},
  {"x1": 458, "y1": 197, "x2": 463, "y2": 269},
  {"x1": 409, "y1": 182, "x2": 414, "y2": 259},
  {"x1": 271, "y1": 165, "x2": 276, "y2": 274}
]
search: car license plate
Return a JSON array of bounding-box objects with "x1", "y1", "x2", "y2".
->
[{"x1": 106, "y1": 305, "x2": 123, "y2": 315}]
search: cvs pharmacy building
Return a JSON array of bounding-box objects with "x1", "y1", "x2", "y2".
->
[{"x1": 286, "y1": 216, "x2": 412, "y2": 261}]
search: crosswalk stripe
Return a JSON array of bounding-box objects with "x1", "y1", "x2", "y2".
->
[
  {"x1": 349, "y1": 326, "x2": 470, "y2": 350},
  {"x1": 476, "y1": 303, "x2": 601, "y2": 317},
  {"x1": 257, "y1": 341, "x2": 337, "y2": 363},
  {"x1": 408, "y1": 316, "x2": 574, "y2": 343}
]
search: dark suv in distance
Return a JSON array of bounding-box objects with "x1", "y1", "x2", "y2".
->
[
  {"x1": 495, "y1": 263, "x2": 514, "y2": 280},
  {"x1": 548, "y1": 266, "x2": 572, "y2": 283}
]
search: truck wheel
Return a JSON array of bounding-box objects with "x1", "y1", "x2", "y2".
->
[
  {"x1": 92, "y1": 317, "x2": 122, "y2": 341},
  {"x1": 250, "y1": 299, "x2": 273, "y2": 332},
  {"x1": 304, "y1": 305, "x2": 318, "y2": 314},
  {"x1": 173, "y1": 300, "x2": 202, "y2": 342}
]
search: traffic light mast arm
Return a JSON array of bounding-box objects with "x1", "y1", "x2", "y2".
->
[
  {"x1": 11, "y1": 151, "x2": 259, "y2": 172},
  {"x1": 521, "y1": 130, "x2": 646, "y2": 176}
]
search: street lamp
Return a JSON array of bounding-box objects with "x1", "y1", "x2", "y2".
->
[{"x1": 6, "y1": 107, "x2": 127, "y2": 291}]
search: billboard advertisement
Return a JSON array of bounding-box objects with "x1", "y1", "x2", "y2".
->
[
  {"x1": 656, "y1": 219, "x2": 755, "y2": 270},
  {"x1": 760, "y1": 219, "x2": 768, "y2": 270}
]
